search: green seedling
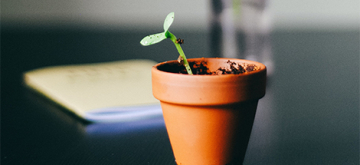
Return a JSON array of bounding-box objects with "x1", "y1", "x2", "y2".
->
[{"x1": 140, "y1": 12, "x2": 193, "y2": 75}]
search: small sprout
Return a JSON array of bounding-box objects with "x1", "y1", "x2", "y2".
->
[{"x1": 140, "y1": 12, "x2": 193, "y2": 75}]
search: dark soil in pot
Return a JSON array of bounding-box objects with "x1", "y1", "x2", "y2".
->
[{"x1": 157, "y1": 59, "x2": 259, "y2": 75}]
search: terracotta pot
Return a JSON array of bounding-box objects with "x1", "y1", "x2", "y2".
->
[{"x1": 152, "y1": 58, "x2": 266, "y2": 165}]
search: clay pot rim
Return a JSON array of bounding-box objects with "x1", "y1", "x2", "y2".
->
[
  {"x1": 152, "y1": 58, "x2": 267, "y2": 105},
  {"x1": 152, "y1": 57, "x2": 266, "y2": 78}
]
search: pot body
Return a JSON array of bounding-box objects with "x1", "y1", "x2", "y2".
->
[{"x1": 152, "y1": 58, "x2": 266, "y2": 165}]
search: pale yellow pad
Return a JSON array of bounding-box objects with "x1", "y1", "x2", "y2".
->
[{"x1": 24, "y1": 59, "x2": 160, "y2": 122}]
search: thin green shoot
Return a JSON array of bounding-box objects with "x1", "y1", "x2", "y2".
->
[{"x1": 140, "y1": 12, "x2": 193, "y2": 75}]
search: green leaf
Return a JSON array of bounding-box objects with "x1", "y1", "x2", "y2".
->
[
  {"x1": 140, "y1": 32, "x2": 167, "y2": 46},
  {"x1": 163, "y1": 12, "x2": 174, "y2": 32}
]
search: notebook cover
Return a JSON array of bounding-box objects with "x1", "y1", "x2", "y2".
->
[{"x1": 23, "y1": 59, "x2": 162, "y2": 122}]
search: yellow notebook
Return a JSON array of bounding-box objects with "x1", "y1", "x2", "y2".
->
[{"x1": 23, "y1": 59, "x2": 161, "y2": 122}]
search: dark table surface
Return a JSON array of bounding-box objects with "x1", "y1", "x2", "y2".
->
[{"x1": 1, "y1": 26, "x2": 359, "y2": 165}]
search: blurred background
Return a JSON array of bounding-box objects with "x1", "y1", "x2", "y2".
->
[
  {"x1": 3, "y1": 0, "x2": 359, "y2": 71},
  {"x1": 2, "y1": 0, "x2": 359, "y2": 31}
]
